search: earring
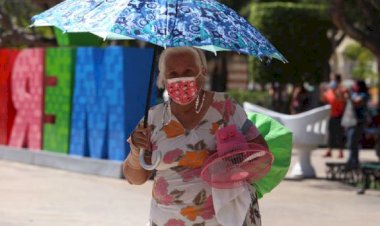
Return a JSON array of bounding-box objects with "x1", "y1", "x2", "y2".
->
[
  {"x1": 195, "y1": 90, "x2": 206, "y2": 114},
  {"x1": 195, "y1": 92, "x2": 200, "y2": 109}
]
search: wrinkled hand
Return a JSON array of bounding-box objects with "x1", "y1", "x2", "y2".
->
[{"x1": 130, "y1": 124, "x2": 152, "y2": 151}]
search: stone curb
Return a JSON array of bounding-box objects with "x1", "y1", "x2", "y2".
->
[{"x1": 0, "y1": 145, "x2": 123, "y2": 178}]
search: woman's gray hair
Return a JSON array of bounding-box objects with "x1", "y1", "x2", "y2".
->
[{"x1": 156, "y1": 47, "x2": 207, "y2": 89}]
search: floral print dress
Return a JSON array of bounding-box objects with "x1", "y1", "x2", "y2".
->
[{"x1": 146, "y1": 92, "x2": 262, "y2": 226}]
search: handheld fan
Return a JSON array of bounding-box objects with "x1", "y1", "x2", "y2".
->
[{"x1": 201, "y1": 124, "x2": 273, "y2": 189}]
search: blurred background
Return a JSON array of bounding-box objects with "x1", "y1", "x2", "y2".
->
[
  {"x1": 0, "y1": 1, "x2": 379, "y2": 225},
  {"x1": 6, "y1": 0, "x2": 380, "y2": 149},
  {"x1": 1, "y1": 0, "x2": 379, "y2": 178},
  {"x1": 1, "y1": 0, "x2": 378, "y2": 110}
]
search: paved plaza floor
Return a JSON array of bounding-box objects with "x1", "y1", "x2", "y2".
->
[{"x1": 0, "y1": 149, "x2": 379, "y2": 226}]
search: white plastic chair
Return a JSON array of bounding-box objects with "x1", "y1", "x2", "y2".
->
[{"x1": 244, "y1": 102, "x2": 331, "y2": 178}]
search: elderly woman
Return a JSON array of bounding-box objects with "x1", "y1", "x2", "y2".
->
[{"x1": 123, "y1": 47, "x2": 268, "y2": 226}]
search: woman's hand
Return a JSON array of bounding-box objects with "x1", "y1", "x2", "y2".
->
[
  {"x1": 130, "y1": 124, "x2": 152, "y2": 151},
  {"x1": 248, "y1": 134, "x2": 268, "y2": 149},
  {"x1": 124, "y1": 123, "x2": 153, "y2": 184}
]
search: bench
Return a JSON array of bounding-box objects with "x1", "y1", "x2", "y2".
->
[
  {"x1": 326, "y1": 161, "x2": 380, "y2": 194},
  {"x1": 244, "y1": 102, "x2": 331, "y2": 178},
  {"x1": 325, "y1": 162, "x2": 361, "y2": 185},
  {"x1": 357, "y1": 162, "x2": 380, "y2": 194}
]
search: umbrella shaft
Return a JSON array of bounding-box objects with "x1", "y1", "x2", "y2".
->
[{"x1": 143, "y1": 47, "x2": 158, "y2": 128}]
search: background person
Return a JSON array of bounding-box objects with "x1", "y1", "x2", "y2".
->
[
  {"x1": 290, "y1": 84, "x2": 311, "y2": 114},
  {"x1": 320, "y1": 74, "x2": 347, "y2": 158},
  {"x1": 346, "y1": 80, "x2": 370, "y2": 167}
]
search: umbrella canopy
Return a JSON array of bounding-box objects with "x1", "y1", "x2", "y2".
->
[
  {"x1": 32, "y1": 0, "x2": 286, "y2": 62},
  {"x1": 31, "y1": 0, "x2": 104, "y2": 30}
]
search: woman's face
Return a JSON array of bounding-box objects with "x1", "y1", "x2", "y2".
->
[{"x1": 163, "y1": 51, "x2": 204, "y2": 88}]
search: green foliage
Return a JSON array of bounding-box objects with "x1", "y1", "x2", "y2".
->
[
  {"x1": 344, "y1": 43, "x2": 375, "y2": 62},
  {"x1": 0, "y1": 0, "x2": 55, "y2": 46},
  {"x1": 342, "y1": 1, "x2": 380, "y2": 40},
  {"x1": 228, "y1": 89, "x2": 271, "y2": 108},
  {"x1": 248, "y1": 2, "x2": 333, "y2": 85},
  {"x1": 344, "y1": 43, "x2": 377, "y2": 81},
  {"x1": 1, "y1": 0, "x2": 40, "y2": 26},
  {"x1": 220, "y1": 0, "x2": 252, "y2": 12}
]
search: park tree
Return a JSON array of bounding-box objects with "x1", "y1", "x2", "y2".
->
[
  {"x1": 220, "y1": 0, "x2": 250, "y2": 12},
  {"x1": 0, "y1": 0, "x2": 60, "y2": 47},
  {"x1": 30, "y1": 0, "x2": 61, "y2": 8},
  {"x1": 248, "y1": 2, "x2": 333, "y2": 112},
  {"x1": 221, "y1": 0, "x2": 346, "y2": 110},
  {"x1": 330, "y1": 0, "x2": 380, "y2": 106},
  {"x1": 344, "y1": 43, "x2": 377, "y2": 83}
]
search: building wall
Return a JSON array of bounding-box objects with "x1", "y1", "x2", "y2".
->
[
  {"x1": 227, "y1": 54, "x2": 249, "y2": 90},
  {"x1": 330, "y1": 37, "x2": 377, "y2": 81}
]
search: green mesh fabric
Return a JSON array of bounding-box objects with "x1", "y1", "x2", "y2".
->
[{"x1": 247, "y1": 112, "x2": 293, "y2": 199}]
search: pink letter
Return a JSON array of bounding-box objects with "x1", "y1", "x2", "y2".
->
[{"x1": 8, "y1": 49, "x2": 44, "y2": 150}]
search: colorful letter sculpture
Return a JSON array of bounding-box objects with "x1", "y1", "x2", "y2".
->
[
  {"x1": 69, "y1": 47, "x2": 154, "y2": 161},
  {"x1": 43, "y1": 48, "x2": 76, "y2": 154},
  {"x1": 8, "y1": 49, "x2": 44, "y2": 150},
  {"x1": 0, "y1": 49, "x2": 19, "y2": 145},
  {"x1": 0, "y1": 46, "x2": 156, "y2": 162}
]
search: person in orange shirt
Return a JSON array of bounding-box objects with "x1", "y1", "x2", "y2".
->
[{"x1": 320, "y1": 74, "x2": 347, "y2": 158}]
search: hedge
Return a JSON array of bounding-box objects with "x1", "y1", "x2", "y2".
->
[{"x1": 248, "y1": 2, "x2": 333, "y2": 85}]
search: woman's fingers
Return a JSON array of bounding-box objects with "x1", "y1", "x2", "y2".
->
[
  {"x1": 133, "y1": 136, "x2": 150, "y2": 150},
  {"x1": 132, "y1": 132, "x2": 148, "y2": 146},
  {"x1": 131, "y1": 125, "x2": 153, "y2": 150}
]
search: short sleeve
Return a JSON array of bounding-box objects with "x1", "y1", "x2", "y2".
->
[{"x1": 229, "y1": 97, "x2": 261, "y2": 141}]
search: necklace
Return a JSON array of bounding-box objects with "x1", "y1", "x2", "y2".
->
[
  {"x1": 195, "y1": 90, "x2": 206, "y2": 114},
  {"x1": 162, "y1": 100, "x2": 173, "y2": 126}
]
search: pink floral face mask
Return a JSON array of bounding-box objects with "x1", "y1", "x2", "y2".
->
[{"x1": 166, "y1": 73, "x2": 201, "y2": 105}]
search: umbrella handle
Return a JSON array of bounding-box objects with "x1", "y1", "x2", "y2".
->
[{"x1": 139, "y1": 148, "x2": 161, "y2": 170}]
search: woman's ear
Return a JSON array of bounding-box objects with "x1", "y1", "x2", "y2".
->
[
  {"x1": 201, "y1": 67, "x2": 208, "y2": 76},
  {"x1": 198, "y1": 70, "x2": 206, "y2": 88}
]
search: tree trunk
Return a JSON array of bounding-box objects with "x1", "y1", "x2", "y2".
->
[
  {"x1": 211, "y1": 54, "x2": 228, "y2": 92},
  {"x1": 322, "y1": 60, "x2": 331, "y2": 82},
  {"x1": 270, "y1": 82, "x2": 286, "y2": 113},
  {"x1": 377, "y1": 56, "x2": 380, "y2": 108}
]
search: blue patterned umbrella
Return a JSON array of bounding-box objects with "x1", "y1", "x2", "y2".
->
[
  {"x1": 32, "y1": 0, "x2": 287, "y2": 170},
  {"x1": 32, "y1": 0, "x2": 286, "y2": 62},
  {"x1": 32, "y1": 0, "x2": 103, "y2": 30}
]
